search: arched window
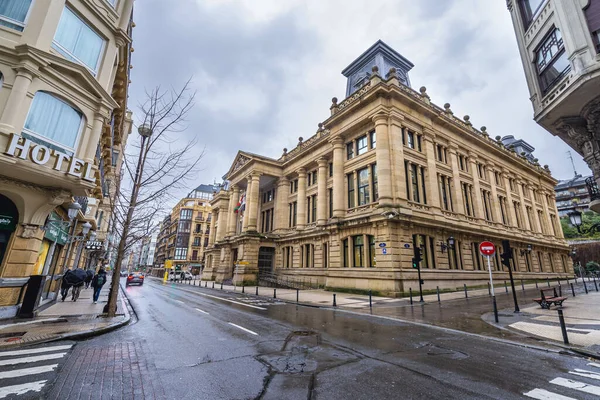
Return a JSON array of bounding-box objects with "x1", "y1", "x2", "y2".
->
[{"x1": 23, "y1": 92, "x2": 83, "y2": 153}]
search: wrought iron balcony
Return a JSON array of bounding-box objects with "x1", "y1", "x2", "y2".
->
[{"x1": 586, "y1": 177, "x2": 600, "y2": 202}]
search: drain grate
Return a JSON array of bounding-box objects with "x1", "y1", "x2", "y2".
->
[
  {"x1": 0, "y1": 331, "x2": 26, "y2": 339},
  {"x1": 41, "y1": 319, "x2": 68, "y2": 324}
]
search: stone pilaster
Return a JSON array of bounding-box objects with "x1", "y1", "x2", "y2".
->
[
  {"x1": 487, "y1": 164, "x2": 502, "y2": 224},
  {"x1": 226, "y1": 185, "x2": 239, "y2": 236},
  {"x1": 423, "y1": 129, "x2": 440, "y2": 209},
  {"x1": 0, "y1": 70, "x2": 34, "y2": 135},
  {"x1": 317, "y1": 158, "x2": 328, "y2": 225},
  {"x1": 516, "y1": 180, "x2": 531, "y2": 231},
  {"x1": 296, "y1": 168, "x2": 307, "y2": 229},
  {"x1": 275, "y1": 177, "x2": 289, "y2": 230},
  {"x1": 242, "y1": 178, "x2": 252, "y2": 232},
  {"x1": 216, "y1": 195, "x2": 230, "y2": 242},
  {"x1": 503, "y1": 171, "x2": 518, "y2": 227},
  {"x1": 247, "y1": 173, "x2": 261, "y2": 232},
  {"x1": 331, "y1": 138, "x2": 345, "y2": 218},
  {"x1": 389, "y1": 114, "x2": 407, "y2": 203},
  {"x1": 372, "y1": 113, "x2": 393, "y2": 207},
  {"x1": 208, "y1": 210, "x2": 216, "y2": 246},
  {"x1": 447, "y1": 145, "x2": 465, "y2": 215},
  {"x1": 528, "y1": 185, "x2": 541, "y2": 233},
  {"x1": 468, "y1": 154, "x2": 484, "y2": 219}
]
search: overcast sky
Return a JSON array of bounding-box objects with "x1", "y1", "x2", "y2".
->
[{"x1": 128, "y1": 0, "x2": 591, "y2": 207}]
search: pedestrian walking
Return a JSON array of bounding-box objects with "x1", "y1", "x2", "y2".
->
[
  {"x1": 60, "y1": 270, "x2": 73, "y2": 302},
  {"x1": 84, "y1": 269, "x2": 94, "y2": 289},
  {"x1": 91, "y1": 268, "x2": 107, "y2": 304}
]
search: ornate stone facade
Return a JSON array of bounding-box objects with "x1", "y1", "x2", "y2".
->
[{"x1": 202, "y1": 42, "x2": 571, "y2": 296}]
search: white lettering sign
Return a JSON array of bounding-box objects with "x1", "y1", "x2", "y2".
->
[{"x1": 4, "y1": 133, "x2": 95, "y2": 182}]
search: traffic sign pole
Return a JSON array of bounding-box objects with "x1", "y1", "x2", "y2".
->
[{"x1": 487, "y1": 255, "x2": 498, "y2": 323}]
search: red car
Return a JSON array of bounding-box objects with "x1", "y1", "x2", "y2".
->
[{"x1": 126, "y1": 273, "x2": 144, "y2": 287}]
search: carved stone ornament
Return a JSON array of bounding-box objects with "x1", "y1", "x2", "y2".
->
[
  {"x1": 232, "y1": 155, "x2": 250, "y2": 173},
  {"x1": 553, "y1": 117, "x2": 591, "y2": 151},
  {"x1": 20, "y1": 224, "x2": 41, "y2": 239}
]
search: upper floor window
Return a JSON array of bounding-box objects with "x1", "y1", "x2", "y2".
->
[
  {"x1": 106, "y1": 0, "x2": 117, "y2": 7},
  {"x1": 369, "y1": 131, "x2": 376, "y2": 149},
  {"x1": 290, "y1": 179, "x2": 298, "y2": 193},
  {"x1": 356, "y1": 135, "x2": 368, "y2": 156},
  {"x1": 0, "y1": 0, "x2": 32, "y2": 32},
  {"x1": 458, "y1": 154, "x2": 468, "y2": 172},
  {"x1": 23, "y1": 92, "x2": 83, "y2": 153},
  {"x1": 53, "y1": 8, "x2": 105, "y2": 75},
  {"x1": 180, "y1": 209, "x2": 192, "y2": 219},
  {"x1": 346, "y1": 142, "x2": 354, "y2": 160},
  {"x1": 536, "y1": 28, "x2": 570, "y2": 94},
  {"x1": 520, "y1": 0, "x2": 546, "y2": 27}
]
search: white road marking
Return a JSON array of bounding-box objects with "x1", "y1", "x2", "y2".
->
[
  {"x1": 174, "y1": 300, "x2": 184, "y2": 304},
  {"x1": 0, "y1": 380, "x2": 47, "y2": 398},
  {"x1": 195, "y1": 308, "x2": 209, "y2": 315},
  {"x1": 569, "y1": 369, "x2": 600, "y2": 380},
  {"x1": 197, "y1": 292, "x2": 267, "y2": 310},
  {"x1": 0, "y1": 345, "x2": 72, "y2": 358},
  {"x1": 524, "y1": 388, "x2": 576, "y2": 399},
  {"x1": 0, "y1": 364, "x2": 58, "y2": 380},
  {"x1": 0, "y1": 352, "x2": 67, "y2": 366},
  {"x1": 589, "y1": 363, "x2": 600, "y2": 369},
  {"x1": 550, "y1": 377, "x2": 600, "y2": 396},
  {"x1": 228, "y1": 323, "x2": 258, "y2": 336}
]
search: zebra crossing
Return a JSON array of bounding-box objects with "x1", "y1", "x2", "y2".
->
[
  {"x1": 0, "y1": 343, "x2": 73, "y2": 399},
  {"x1": 525, "y1": 362, "x2": 600, "y2": 399}
]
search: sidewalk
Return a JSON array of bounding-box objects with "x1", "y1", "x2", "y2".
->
[{"x1": 0, "y1": 276, "x2": 130, "y2": 348}]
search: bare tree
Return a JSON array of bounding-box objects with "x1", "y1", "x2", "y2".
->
[{"x1": 105, "y1": 81, "x2": 203, "y2": 317}]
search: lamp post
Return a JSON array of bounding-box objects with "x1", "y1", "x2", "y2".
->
[
  {"x1": 72, "y1": 222, "x2": 92, "y2": 270},
  {"x1": 59, "y1": 202, "x2": 82, "y2": 273},
  {"x1": 105, "y1": 123, "x2": 153, "y2": 316},
  {"x1": 568, "y1": 209, "x2": 600, "y2": 235}
]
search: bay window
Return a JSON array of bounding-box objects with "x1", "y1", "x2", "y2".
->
[
  {"x1": 53, "y1": 7, "x2": 105, "y2": 74},
  {"x1": 536, "y1": 28, "x2": 570, "y2": 94},
  {"x1": 520, "y1": 0, "x2": 546, "y2": 27},
  {"x1": 0, "y1": 0, "x2": 32, "y2": 32},
  {"x1": 23, "y1": 92, "x2": 83, "y2": 153}
]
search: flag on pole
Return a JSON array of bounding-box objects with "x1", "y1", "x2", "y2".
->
[{"x1": 234, "y1": 194, "x2": 245, "y2": 213}]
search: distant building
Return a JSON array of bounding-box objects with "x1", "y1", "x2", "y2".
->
[
  {"x1": 139, "y1": 234, "x2": 157, "y2": 271},
  {"x1": 500, "y1": 136, "x2": 536, "y2": 162},
  {"x1": 555, "y1": 174, "x2": 592, "y2": 217}
]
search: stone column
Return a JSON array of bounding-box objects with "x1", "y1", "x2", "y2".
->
[
  {"x1": 317, "y1": 158, "x2": 328, "y2": 225},
  {"x1": 468, "y1": 154, "x2": 484, "y2": 219},
  {"x1": 447, "y1": 146, "x2": 465, "y2": 215},
  {"x1": 119, "y1": 0, "x2": 135, "y2": 30},
  {"x1": 216, "y1": 194, "x2": 230, "y2": 241},
  {"x1": 208, "y1": 210, "x2": 217, "y2": 246},
  {"x1": 549, "y1": 194, "x2": 564, "y2": 238},
  {"x1": 332, "y1": 138, "x2": 345, "y2": 218},
  {"x1": 488, "y1": 165, "x2": 502, "y2": 223},
  {"x1": 296, "y1": 168, "x2": 307, "y2": 229},
  {"x1": 83, "y1": 114, "x2": 105, "y2": 163},
  {"x1": 226, "y1": 185, "x2": 239, "y2": 236},
  {"x1": 423, "y1": 130, "x2": 440, "y2": 209},
  {"x1": 0, "y1": 70, "x2": 34, "y2": 135},
  {"x1": 528, "y1": 185, "x2": 541, "y2": 233},
  {"x1": 275, "y1": 177, "x2": 289, "y2": 230},
  {"x1": 247, "y1": 173, "x2": 261, "y2": 232},
  {"x1": 503, "y1": 171, "x2": 518, "y2": 227},
  {"x1": 389, "y1": 114, "x2": 407, "y2": 202},
  {"x1": 517, "y1": 180, "x2": 531, "y2": 231},
  {"x1": 372, "y1": 114, "x2": 393, "y2": 207},
  {"x1": 242, "y1": 178, "x2": 252, "y2": 232}
]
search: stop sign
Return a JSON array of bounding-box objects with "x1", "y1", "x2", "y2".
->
[{"x1": 479, "y1": 241, "x2": 495, "y2": 256}]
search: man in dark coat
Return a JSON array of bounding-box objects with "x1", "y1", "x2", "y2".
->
[{"x1": 91, "y1": 268, "x2": 107, "y2": 304}]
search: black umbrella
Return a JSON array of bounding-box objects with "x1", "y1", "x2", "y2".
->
[{"x1": 64, "y1": 268, "x2": 87, "y2": 286}]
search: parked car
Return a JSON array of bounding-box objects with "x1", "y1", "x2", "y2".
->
[
  {"x1": 120, "y1": 270, "x2": 129, "y2": 277},
  {"x1": 126, "y1": 273, "x2": 144, "y2": 287},
  {"x1": 169, "y1": 271, "x2": 193, "y2": 281}
]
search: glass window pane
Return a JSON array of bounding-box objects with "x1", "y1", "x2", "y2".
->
[
  {"x1": 357, "y1": 136, "x2": 368, "y2": 155},
  {"x1": 0, "y1": 0, "x2": 32, "y2": 31},
  {"x1": 53, "y1": 8, "x2": 104, "y2": 73},
  {"x1": 24, "y1": 92, "x2": 82, "y2": 150}
]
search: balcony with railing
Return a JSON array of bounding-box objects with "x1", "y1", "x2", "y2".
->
[{"x1": 587, "y1": 177, "x2": 600, "y2": 213}]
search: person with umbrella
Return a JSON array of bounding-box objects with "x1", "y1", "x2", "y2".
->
[
  {"x1": 62, "y1": 268, "x2": 87, "y2": 302},
  {"x1": 84, "y1": 269, "x2": 94, "y2": 289}
]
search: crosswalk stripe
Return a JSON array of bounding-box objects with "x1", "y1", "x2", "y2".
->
[
  {"x1": 523, "y1": 388, "x2": 576, "y2": 399},
  {"x1": 0, "y1": 352, "x2": 67, "y2": 366},
  {"x1": 550, "y1": 377, "x2": 600, "y2": 396},
  {"x1": 0, "y1": 380, "x2": 47, "y2": 399},
  {"x1": 569, "y1": 369, "x2": 600, "y2": 381},
  {"x1": 195, "y1": 308, "x2": 209, "y2": 315},
  {"x1": 0, "y1": 364, "x2": 58, "y2": 380},
  {"x1": 588, "y1": 363, "x2": 600, "y2": 369},
  {"x1": 0, "y1": 345, "x2": 72, "y2": 358}
]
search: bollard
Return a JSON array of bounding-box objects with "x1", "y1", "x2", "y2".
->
[
  {"x1": 297, "y1": 288, "x2": 299, "y2": 303},
  {"x1": 212, "y1": 281, "x2": 215, "y2": 289},
  {"x1": 570, "y1": 283, "x2": 576, "y2": 297},
  {"x1": 487, "y1": 282, "x2": 491, "y2": 296},
  {"x1": 557, "y1": 309, "x2": 569, "y2": 345},
  {"x1": 437, "y1": 286, "x2": 441, "y2": 303},
  {"x1": 583, "y1": 278, "x2": 589, "y2": 294},
  {"x1": 464, "y1": 284, "x2": 468, "y2": 299},
  {"x1": 535, "y1": 280, "x2": 538, "y2": 289},
  {"x1": 521, "y1": 279, "x2": 525, "y2": 291},
  {"x1": 409, "y1": 288, "x2": 413, "y2": 305},
  {"x1": 566, "y1": 278, "x2": 569, "y2": 285},
  {"x1": 205, "y1": 281, "x2": 208, "y2": 288},
  {"x1": 594, "y1": 277, "x2": 599, "y2": 292},
  {"x1": 547, "y1": 277, "x2": 550, "y2": 287},
  {"x1": 369, "y1": 290, "x2": 372, "y2": 308},
  {"x1": 242, "y1": 282, "x2": 245, "y2": 294},
  {"x1": 220, "y1": 282, "x2": 223, "y2": 290},
  {"x1": 256, "y1": 286, "x2": 259, "y2": 296},
  {"x1": 333, "y1": 293, "x2": 337, "y2": 307},
  {"x1": 273, "y1": 288, "x2": 277, "y2": 299},
  {"x1": 504, "y1": 281, "x2": 508, "y2": 293}
]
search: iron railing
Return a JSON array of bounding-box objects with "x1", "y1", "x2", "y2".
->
[{"x1": 586, "y1": 177, "x2": 600, "y2": 201}]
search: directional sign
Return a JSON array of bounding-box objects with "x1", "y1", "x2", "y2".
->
[
  {"x1": 479, "y1": 241, "x2": 496, "y2": 256},
  {"x1": 379, "y1": 243, "x2": 386, "y2": 248},
  {"x1": 382, "y1": 248, "x2": 388, "y2": 255},
  {"x1": 404, "y1": 244, "x2": 411, "y2": 248}
]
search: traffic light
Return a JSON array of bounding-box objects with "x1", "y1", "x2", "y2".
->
[
  {"x1": 412, "y1": 246, "x2": 423, "y2": 269},
  {"x1": 412, "y1": 258, "x2": 418, "y2": 269},
  {"x1": 501, "y1": 240, "x2": 512, "y2": 268}
]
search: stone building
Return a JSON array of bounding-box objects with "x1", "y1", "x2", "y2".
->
[
  {"x1": 202, "y1": 41, "x2": 571, "y2": 296},
  {"x1": 0, "y1": 0, "x2": 134, "y2": 316},
  {"x1": 555, "y1": 174, "x2": 592, "y2": 217},
  {"x1": 506, "y1": 0, "x2": 600, "y2": 212},
  {"x1": 152, "y1": 184, "x2": 217, "y2": 277}
]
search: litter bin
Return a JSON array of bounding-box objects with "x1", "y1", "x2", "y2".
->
[{"x1": 18, "y1": 275, "x2": 46, "y2": 318}]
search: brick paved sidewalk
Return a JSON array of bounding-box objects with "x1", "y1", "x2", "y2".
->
[
  {"x1": 45, "y1": 341, "x2": 165, "y2": 400},
  {"x1": 0, "y1": 277, "x2": 130, "y2": 348}
]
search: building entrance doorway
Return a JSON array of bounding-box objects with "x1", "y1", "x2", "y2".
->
[
  {"x1": 258, "y1": 247, "x2": 275, "y2": 276},
  {"x1": 0, "y1": 194, "x2": 18, "y2": 268}
]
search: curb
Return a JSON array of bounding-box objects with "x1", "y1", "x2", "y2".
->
[{"x1": 0, "y1": 284, "x2": 132, "y2": 349}]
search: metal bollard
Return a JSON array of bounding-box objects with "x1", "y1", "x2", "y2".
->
[
  {"x1": 369, "y1": 290, "x2": 372, "y2": 308},
  {"x1": 570, "y1": 283, "x2": 576, "y2": 297},
  {"x1": 333, "y1": 293, "x2": 337, "y2": 307},
  {"x1": 409, "y1": 288, "x2": 413, "y2": 305},
  {"x1": 487, "y1": 282, "x2": 491, "y2": 296},
  {"x1": 566, "y1": 278, "x2": 569, "y2": 285},
  {"x1": 464, "y1": 284, "x2": 468, "y2": 299},
  {"x1": 273, "y1": 288, "x2": 276, "y2": 299},
  {"x1": 220, "y1": 282, "x2": 223, "y2": 290},
  {"x1": 504, "y1": 281, "x2": 508, "y2": 293},
  {"x1": 212, "y1": 281, "x2": 215, "y2": 289},
  {"x1": 547, "y1": 277, "x2": 550, "y2": 287},
  {"x1": 242, "y1": 282, "x2": 245, "y2": 294},
  {"x1": 437, "y1": 286, "x2": 441, "y2": 303},
  {"x1": 297, "y1": 288, "x2": 299, "y2": 303},
  {"x1": 256, "y1": 286, "x2": 259, "y2": 296},
  {"x1": 583, "y1": 278, "x2": 589, "y2": 294},
  {"x1": 535, "y1": 280, "x2": 538, "y2": 289},
  {"x1": 521, "y1": 279, "x2": 525, "y2": 291},
  {"x1": 557, "y1": 309, "x2": 569, "y2": 345},
  {"x1": 594, "y1": 277, "x2": 599, "y2": 292},
  {"x1": 559, "y1": 285, "x2": 562, "y2": 297}
]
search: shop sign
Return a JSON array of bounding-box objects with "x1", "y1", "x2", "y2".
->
[
  {"x1": 4, "y1": 133, "x2": 95, "y2": 182},
  {"x1": 44, "y1": 213, "x2": 69, "y2": 245},
  {"x1": 0, "y1": 214, "x2": 16, "y2": 231}
]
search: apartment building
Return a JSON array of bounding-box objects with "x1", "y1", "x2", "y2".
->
[
  {"x1": 0, "y1": 0, "x2": 134, "y2": 316},
  {"x1": 202, "y1": 41, "x2": 571, "y2": 295}
]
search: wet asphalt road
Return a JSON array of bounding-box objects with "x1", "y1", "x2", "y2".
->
[{"x1": 33, "y1": 278, "x2": 600, "y2": 399}]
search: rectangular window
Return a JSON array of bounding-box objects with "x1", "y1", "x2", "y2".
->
[
  {"x1": 411, "y1": 164, "x2": 419, "y2": 203},
  {"x1": 494, "y1": 171, "x2": 500, "y2": 185},
  {"x1": 347, "y1": 173, "x2": 355, "y2": 208},
  {"x1": 289, "y1": 202, "x2": 297, "y2": 227},
  {"x1": 419, "y1": 166, "x2": 427, "y2": 205},
  {"x1": 513, "y1": 202, "x2": 522, "y2": 228},
  {"x1": 407, "y1": 131, "x2": 415, "y2": 149},
  {"x1": 343, "y1": 238, "x2": 349, "y2": 267},
  {"x1": 440, "y1": 175, "x2": 451, "y2": 211},
  {"x1": 328, "y1": 188, "x2": 333, "y2": 218},
  {"x1": 356, "y1": 135, "x2": 368, "y2": 155},
  {"x1": 346, "y1": 142, "x2": 354, "y2": 160},
  {"x1": 195, "y1": 224, "x2": 201, "y2": 233},
  {"x1": 368, "y1": 235, "x2": 376, "y2": 267},
  {"x1": 180, "y1": 209, "x2": 193, "y2": 219},
  {"x1": 193, "y1": 237, "x2": 200, "y2": 246},
  {"x1": 311, "y1": 194, "x2": 317, "y2": 223},
  {"x1": 405, "y1": 161, "x2": 410, "y2": 200},
  {"x1": 192, "y1": 250, "x2": 198, "y2": 261},
  {"x1": 53, "y1": 7, "x2": 105, "y2": 74},
  {"x1": 372, "y1": 164, "x2": 378, "y2": 201},
  {"x1": 353, "y1": 236, "x2": 364, "y2": 267},
  {"x1": 357, "y1": 167, "x2": 370, "y2": 205},
  {"x1": 329, "y1": 162, "x2": 333, "y2": 177},
  {"x1": 520, "y1": 0, "x2": 545, "y2": 27},
  {"x1": 323, "y1": 242, "x2": 328, "y2": 268},
  {"x1": 482, "y1": 190, "x2": 491, "y2": 221},
  {"x1": 472, "y1": 242, "x2": 483, "y2": 271},
  {"x1": 536, "y1": 28, "x2": 570, "y2": 94},
  {"x1": 477, "y1": 163, "x2": 483, "y2": 179},
  {"x1": 436, "y1": 145, "x2": 446, "y2": 163},
  {"x1": 369, "y1": 131, "x2": 376, "y2": 149},
  {"x1": 458, "y1": 155, "x2": 467, "y2": 171},
  {"x1": 0, "y1": 0, "x2": 32, "y2": 32},
  {"x1": 462, "y1": 183, "x2": 472, "y2": 216},
  {"x1": 416, "y1": 135, "x2": 422, "y2": 152}
]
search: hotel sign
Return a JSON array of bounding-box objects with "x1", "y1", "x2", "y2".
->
[{"x1": 4, "y1": 133, "x2": 95, "y2": 182}]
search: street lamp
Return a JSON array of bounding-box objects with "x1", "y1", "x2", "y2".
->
[
  {"x1": 138, "y1": 123, "x2": 152, "y2": 138},
  {"x1": 568, "y1": 209, "x2": 600, "y2": 235},
  {"x1": 440, "y1": 236, "x2": 455, "y2": 253},
  {"x1": 67, "y1": 202, "x2": 81, "y2": 221},
  {"x1": 73, "y1": 222, "x2": 92, "y2": 270},
  {"x1": 520, "y1": 244, "x2": 532, "y2": 256}
]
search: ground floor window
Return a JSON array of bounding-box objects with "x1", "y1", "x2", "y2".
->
[
  {"x1": 471, "y1": 242, "x2": 482, "y2": 271},
  {"x1": 353, "y1": 236, "x2": 364, "y2": 267},
  {"x1": 323, "y1": 242, "x2": 328, "y2": 268},
  {"x1": 537, "y1": 251, "x2": 544, "y2": 272},
  {"x1": 343, "y1": 238, "x2": 349, "y2": 267},
  {"x1": 448, "y1": 240, "x2": 463, "y2": 270}
]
